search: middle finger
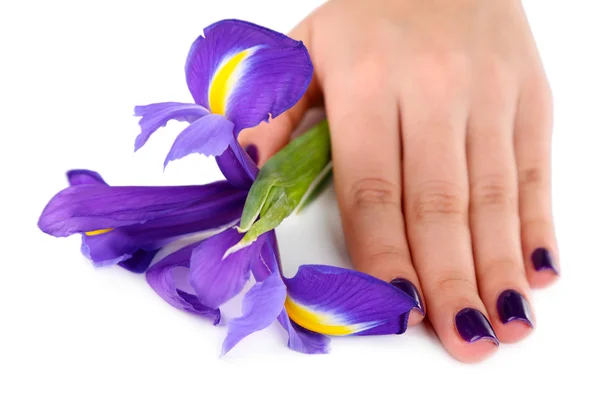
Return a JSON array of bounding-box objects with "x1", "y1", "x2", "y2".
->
[{"x1": 401, "y1": 64, "x2": 499, "y2": 363}]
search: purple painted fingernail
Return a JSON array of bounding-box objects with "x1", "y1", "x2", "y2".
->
[
  {"x1": 390, "y1": 278, "x2": 424, "y2": 315},
  {"x1": 455, "y1": 308, "x2": 499, "y2": 345},
  {"x1": 397, "y1": 312, "x2": 410, "y2": 335},
  {"x1": 244, "y1": 144, "x2": 259, "y2": 164},
  {"x1": 497, "y1": 290, "x2": 534, "y2": 327},
  {"x1": 531, "y1": 247, "x2": 559, "y2": 274}
]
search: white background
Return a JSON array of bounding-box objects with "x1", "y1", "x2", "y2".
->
[{"x1": 1, "y1": 1, "x2": 599, "y2": 397}]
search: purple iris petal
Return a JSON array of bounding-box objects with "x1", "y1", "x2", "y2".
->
[
  {"x1": 189, "y1": 228, "x2": 266, "y2": 309},
  {"x1": 38, "y1": 180, "x2": 244, "y2": 237},
  {"x1": 225, "y1": 44, "x2": 313, "y2": 134},
  {"x1": 216, "y1": 141, "x2": 259, "y2": 189},
  {"x1": 184, "y1": 19, "x2": 313, "y2": 132},
  {"x1": 244, "y1": 144, "x2": 259, "y2": 164},
  {"x1": 67, "y1": 169, "x2": 107, "y2": 186},
  {"x1": 252, "y1": 232, "x2": 331, "y2": 354},
  {"x1": 351, "y1": 313, "x2": 411, "y2": 336},
  {"x1": 133, "y1": 102, "x2": 209, "y2": 151},
  {"x1": 251, "y1": 231, "x2": 279, "y2": 282},
  {"x1": 77, "y1": 190, "x2": 244, "y2": 266},
  {"x1": 285, "y1": 265, "x2": 417, "y2": 336},
  {"x1": 277, "y1": 311, "x2": 331, "y2": 354},
  {"x1": 221, "y1": 272, "x2": 286, "y2": 355},
  {"x1": 164, "y1": 114, "x2": 234, "y2": 168},
  {"x1": 40, "y1": 177, "x2": 245, "y2": 270},
  {"x1": 146, "y1": 242, "x2": 221, "y2": 324},
  {"x1": 118, "y1": 249, "x2": 159, "y2": 274}
]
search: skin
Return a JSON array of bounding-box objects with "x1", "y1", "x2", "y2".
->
[{"x1": 239, "y1": 0, "x2": 558, "y2": 363}]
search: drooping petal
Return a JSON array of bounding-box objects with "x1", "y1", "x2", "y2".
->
[
  {"x1": 133, "y1": 102, "x2": 209, "y2": 151},
  {"x1": 284, "y1": 265, "x2": 417, "y2": 336},
  {"x1": 77, "y1": 190, "x2": 243, "y2": 266},
  {"x1": 185, "y1": 19, "x2": 313, "y2": 132},
  {"x1": 164, "y1": 114, "x2": 234, "y2": 168},
  {"x1": 188, "y1": 228, "x2": 265, "y2": 309},
  {"x1": 215, "y1": 141, "x2": 259, "y2": 189},
  {"x1": 251, "y1": 232, "x2": 331, "y2": 354},
  {"x1": 67, "y1": 169, "x2": 107, "y2": 186},
  {"x1": 250, "y1": 231, "x2": 279, "y2": 282},
  {"x1": 221, "y1": 272, "x2": 286, "y2": 355},
  {"x1": 118, "y1": 249, "x2": 158, "y2": 274},
  {"x1": 39, "y1": 180, "x2": 245, "y2": 237},
  {"x1": 146, "y1": 241, "x2": 221, "y2": 323}
]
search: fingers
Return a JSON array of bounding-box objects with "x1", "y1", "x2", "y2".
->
[
  {"x1": 515, "y1": 75, "x2": 558, "y2": 287},
  {"x1": 401, "y1": 70, "x2": 498, "y2": 363},
  {"x1": 467, "y1": 76, "x2": 534, "y2": 344},
  {"x1": 325, "y1": 65, "x2": 424, "y2": 325},
  {"x1": 238, "y1": 19, "x2": 321, "y2": 166}
]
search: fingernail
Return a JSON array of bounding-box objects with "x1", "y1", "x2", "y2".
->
[
  {"x1": 531, "y1": 247, "x2": 559, "y2": 274},
  {"x1": 244, "y1": 144, "x2": 259, "y2": 164},
  {"x1": 390, "y1": 278, "x2": 424, "y2": 315},
  {"x1": 497, "y1": 289, "x2": 534, "y2": 327},
  {"x1": 397, "y1": 312, "x2": 410, "y2": 335},
  {"x1": 455, "y1": 308, "x2": 499, "y2": 345}
]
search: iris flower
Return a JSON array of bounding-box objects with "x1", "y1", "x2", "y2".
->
[
  {"x1": 38, "y1": 168, "x2": 418, "y2": 354},
  {"x1": 133, "y1": 19, "x2": 313, "y2": 188}
]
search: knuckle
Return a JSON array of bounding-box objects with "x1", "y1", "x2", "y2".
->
[
  {"x1": 348, "y1": 59, "x2": 391, "y2": 97},
  {"x1": 525, "y1": 73, "x2": 554, "y2": 110},
  {"x1": 542, "y1": 82, "x2": 554, "y2": 113},
  {"x1": 470, "y1": 174, "x2": 517, "y2": 209},
  {"x1": 348, "y1": 177, "x2": 400, "y2": 210},
  {"x1": 434, "y1": 273, "x2": 478, "y2": 296},
  {"x1": 479, "y1": 56, "x2": 513, "y2": 85},
  {"x1": 325, "y1": 55, "x2": 391, "y2": 102},
  {"x1": 411, "y1": 180, "x2": 467, "y2": 223},
  {"x1": 363, "y1": 243, "x2": 411, "y2": 269},
  {"x1": 414, "y1": 50, "x2": 470, "y2": 90},
  {"x1": 475, "y1": 61, "x2": 516, "y2": 109},
  {"x1": 518, "y1": 166, "x2": 549, "y2": 188},
  {"x1": 347, "y1": 234, "x2": 412, "y2": 279},
  {"x1": 368, "y1": 244, "x2": 406, "y2": 260},
  {"x1": 440, "y1": 53, "x2": 470, "y2": 82},
  {"x1": 477, "y1": 257, "x2": 524, "y2": 281}
]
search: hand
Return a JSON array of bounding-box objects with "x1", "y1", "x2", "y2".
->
[{"x1": 240, "y1": 0, "x2": 557, "y2": 363}]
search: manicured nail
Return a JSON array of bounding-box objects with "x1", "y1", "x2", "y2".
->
[
  {"x1": 390, "y1": 278, "x2": 424, "y2": 315},
  {"x1": 244, "y1": 144, "x2": 259, "y2": 164},
  {"x1": 396, "y1": 312, "x2": 410, "y2": 335},
  {"x1": 531, "y1": 247, "x2": 559, "y2": 274},
  {"x1": 455, "y1": 308, "x2": 499, "y2": 345},
  {"x1": 497, "y1": 289, "x2": 534, "y2": 327}
]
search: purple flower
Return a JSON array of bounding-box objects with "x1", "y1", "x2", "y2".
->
[
  {"x1": 38, "y1": 169, "x2": 247, "y2": 276},
  {"x1": 39, "y1": 170, "x2": 416, "y2": 353},
  {"x1": 147, "y1": 228, "x2": 418, "y2": 355},
  {"x1": 133, "y1": 19, "x2": 313, "y2": 188}
]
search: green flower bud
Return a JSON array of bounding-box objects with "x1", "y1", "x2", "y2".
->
[{"x1": 225, "y1": 120, "x2": 332, "y2": 256}]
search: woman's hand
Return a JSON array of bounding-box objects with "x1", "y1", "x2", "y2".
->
[{"x1": 240, "y1": 0, "x2": 557, "y2": 363}]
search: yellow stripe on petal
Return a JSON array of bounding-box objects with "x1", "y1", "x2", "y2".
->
[
  {"x1": 208, "y1": 48, "x2": 255, "y2": 116},
  {"x1": 284, "y1": 296, "x2": 357, "y2": 336},
  {"x1": 84, "y1": 228, "x2": 114, "y2": 236}
]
